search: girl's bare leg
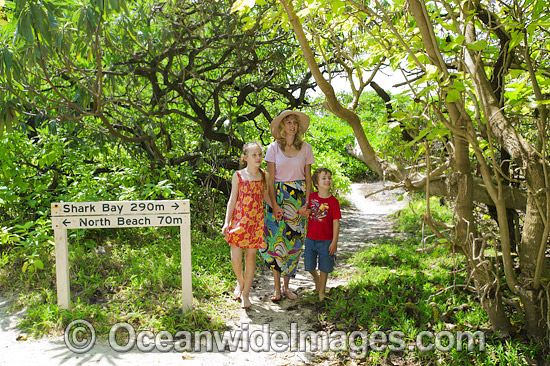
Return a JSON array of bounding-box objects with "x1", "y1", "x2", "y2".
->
[
  {"x1": 241, "y1": 249, "x2": 257, "y2": 308},
  {"x1": 230, "y1": 246, "x2": 244, "y2": 300}
]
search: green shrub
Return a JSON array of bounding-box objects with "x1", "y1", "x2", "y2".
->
[
  {"x1": 307, "y1": 109, "x2": 372, "y2": 185},
  {"x1": 395, "y1": 193, "x2": 454, "y2": 242}
]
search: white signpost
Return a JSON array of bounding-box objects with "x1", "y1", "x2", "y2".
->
[{"x1": 51, "y1": 200, "x2": 192, "y2": 312}]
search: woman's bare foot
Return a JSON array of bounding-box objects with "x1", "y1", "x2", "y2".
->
[
  {"x1": 271, "y1": 289, "x2": 281, "y2": 301},
  {"x1": 284, "y1": 288, "x2": 297, "y2": 300},
  {"x1": 241, "y1": 296, "x2": 252, "y2": 309}
]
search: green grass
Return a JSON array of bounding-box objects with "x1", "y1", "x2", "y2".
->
[
  {"x1": 2, "y1": 193, "x2": 548, "y2": 365},
  {"x1": 316, "y1": 240, "x2": 548, "y2": 365},
  {"x1": 4, "y1": 226, "x2": 240, "y2": 338},
  {"x1": 305, "y1": 195, "x2": 548, "y2": 365}
]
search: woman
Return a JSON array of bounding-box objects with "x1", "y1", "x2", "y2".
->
[{"x1": 261, "y1": 110, "x2": 314, "y2": 300}]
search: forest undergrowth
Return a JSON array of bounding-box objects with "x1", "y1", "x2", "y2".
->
[{"x1": 1, "y1": 193, "x2": 547, "y2": 365}]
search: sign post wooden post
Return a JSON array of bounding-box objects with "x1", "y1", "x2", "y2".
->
[{"x1": 51, "y1": 200, "x2": 192, "y2": 312}]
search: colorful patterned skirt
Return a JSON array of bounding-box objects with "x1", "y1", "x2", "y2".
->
[{"x1": 260, "y1": 180, "x2": 307, "y2": 276}]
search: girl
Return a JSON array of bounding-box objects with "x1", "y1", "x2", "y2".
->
[{"x1": 222, "y1": 141, "x2": 269, "y2": 309}]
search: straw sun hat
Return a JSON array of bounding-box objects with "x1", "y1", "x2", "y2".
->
[{"x1": 270, "y1": 110, "x2": 310, "y2": 138}]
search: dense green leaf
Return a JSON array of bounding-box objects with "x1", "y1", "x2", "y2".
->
[
  {"x1": 17, "y1": 11, "x2": 34, "y2": 43},
  {"x1": 30, "y1": 3, "x2": 52, "y2": 46},
  {"x1": 445, "y1": 88, "x2": 460, "y2": 102},
  {"x1": 2, "y1": 46, "x2": 12, "y2": 74},
  {"x1": 466, "y1": 39, "x2": 487, "y2": 51},
  {"x1": 508, "y1": 31, "x2": 523, "y2": 50}
]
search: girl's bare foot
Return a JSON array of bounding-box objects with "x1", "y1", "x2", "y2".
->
[
  {"x1": 241, "y1": 296, "x2": 252, "y2": 309},
  {"x1": 233, "y1": 283, "x2": 242, "y2": 300},
  {"x1": 284, "y1": 288, "x2": 297, "y2": 300}
]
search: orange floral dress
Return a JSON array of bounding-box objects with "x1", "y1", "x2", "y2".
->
[{"x1": 225, "y1": 171, "x2": 266, "y2": 249}]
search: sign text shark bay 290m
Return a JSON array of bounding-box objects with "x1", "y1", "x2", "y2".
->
[
  {"x1": 51, "y1": 200, "x2": 192, "y2": 313},
  {"x1": 53, "y1": 200, "x2": 186, "y2": 216},
  {"x1": 60, "y1": 202, "x2": 175, "y2": 214}
]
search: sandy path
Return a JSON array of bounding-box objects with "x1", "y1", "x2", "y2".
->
[
  {"x1": 0, "y1": 182, "x2": 406, "y2": 366},
  {"x1": 226, "y1": 181, "x2": 407, "y2": 364}
]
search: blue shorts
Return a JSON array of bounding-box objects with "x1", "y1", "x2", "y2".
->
[{"x1": 304, "y1": 238, "x2": 336, "y2": 273}]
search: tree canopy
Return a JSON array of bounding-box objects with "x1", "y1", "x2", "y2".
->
[{"x1": 0, "y1": 0, "x2": 315, "y2": 161}]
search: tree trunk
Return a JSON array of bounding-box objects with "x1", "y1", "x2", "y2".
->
[
  {"x1": 407, "y1": 0, "x2": 515, "y2": 334},
  {"x1": 518, "y1": 165, "x2": 548, "y2": 341},
  {"x1": 483, "y1": 291, "x2": 516, "y2": 335}
]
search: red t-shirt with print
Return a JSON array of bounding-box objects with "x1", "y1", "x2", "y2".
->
[{"x1": 306, "y1": 192, "x2": 341, "y2": 241}]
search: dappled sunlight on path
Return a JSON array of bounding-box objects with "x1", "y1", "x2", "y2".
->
[
  {"x1": 335, "y1": 182, "x2": 408, "y2": 276},
  {"x1": 227, "y1": 181, "x2": 409, "y2": 364}
]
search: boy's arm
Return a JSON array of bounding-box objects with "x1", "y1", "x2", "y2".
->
[
  {"x1": 329, "y1": 219, "x2": 340, "y2": 255},
  {"x1": 222, "y1": 172, "x2": 240, "y2": 235}
]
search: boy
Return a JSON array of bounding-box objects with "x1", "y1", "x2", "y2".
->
[{"x1": 304, "y1": 167, "x2": 341, "y2": 301}]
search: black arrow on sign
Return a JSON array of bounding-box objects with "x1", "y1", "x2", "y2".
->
[
  {"x1": 63, "y1": 219, "x2": 70, "y2": 226},
  {"x1": 172, "y1": 202, "x2": 179, "y2": 210}
]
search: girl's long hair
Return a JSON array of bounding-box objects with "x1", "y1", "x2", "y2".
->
[
  {"x1": 239, "y1": 141, "x2": 267, "y2": 191},
  {"x1": 276, "y1": 114, "x2": 304, "y2": 151}
]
